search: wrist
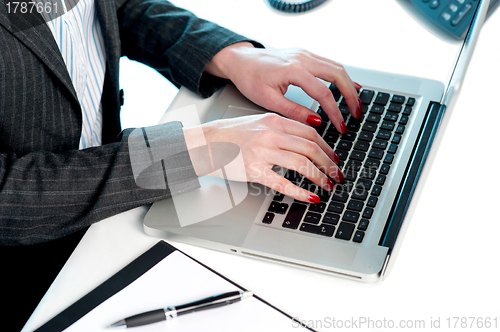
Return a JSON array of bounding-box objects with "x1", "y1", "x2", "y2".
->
[
  {"x1": 183, "y1": 124, "x2": 217, "y2": 177},
  {"x1": 205, "y1": 42, "x2": 256, "y2": 80}
]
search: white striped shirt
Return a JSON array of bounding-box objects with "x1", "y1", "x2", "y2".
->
[{"x1": 44, "y1": 0, "x2": 106, "y2": 149}]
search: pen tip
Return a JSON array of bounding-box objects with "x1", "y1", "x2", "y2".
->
[{"x1": 108, "y1": 320, "x2": 126, "y2": 328}]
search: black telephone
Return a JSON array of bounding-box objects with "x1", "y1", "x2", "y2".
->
[
  {"x1": 268, "y1": 0, "x2": 498, "y2": 39},
  {"x1": 267, "y1": 0, "x2": 328, "y2": 13}
]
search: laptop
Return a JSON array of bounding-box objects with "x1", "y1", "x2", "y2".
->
[{"x1": 143, "y1": 0, "x2": 490, "y2": 282}]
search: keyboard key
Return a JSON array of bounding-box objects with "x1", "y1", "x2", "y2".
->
[
  {"x1": 374, "y1": 92, "x2": 390, "y2": 106},
  {"x1": 370, "y1": 105, "x2": 385, "y2": 114},
  {"x1": 269, "y1": 202, "x2": 288, "y2": 214},
  {"x1": 384, "y1": 154, "x2": 394, "y2": 164},
  {"x1": 368, "y1": 148, "x2": 384, "y2": 160},
  {"x1": 376, "y1": 130, "x2": 392, "y2": 140},
  {"x1": 403, "y1": 106, "x2": 412, "y2": 115},
  {"x1": 406, "y1": 97, "x2": 415, "y2": 106},
  {"x1": 339, "y1": 105, "x2": 350, "y2": 120},
  {"x1": 387, "y1": 103, "x2": 402, "y2": 113},
  {"x1": 353, "y1": 141, "x2": 370, "y2": 152},
  {"x1": 347, "y1": 200, "x2": 364, "y2": 212},
  {"x1": 364, "y1": 159, "x2": 380, "y2": 169},
  {"x1": 399, "y1": 115, "x2": 409, "y2": 125},
  {"x1": 384, "y1": 112, "x2": 399, "y2": 122},
  {"x1": 273, "y1": 192, "x2": 285, "y2": 202},
  {"x1": 341, "y1": 132, "x2": 357, "y2": 141},
  {"x1": 350, "y1": 151, "x2": 366, "y2": 161},
  {"x1": 380, "y1": 164, "x2": 391, "y2": 175},
  {"x1": 346, "y1": 118, "x2": 362, "y2": 132},
  {"x1": 262, "y1": 212, "x2": 274, "y2": 224},
  {"x1": 371, "y1": 185, "x2": 382, "y2": 196},
  {"x1": 360, "y1": 90, "x2": 375, "y2": 104},
  {"x1": 332, "y1": 188, "x2": 349, "y2": 203},
  {"x1": 356, "y1": 178, "x2": 373, "y2": 191},
  {"x1": 387, "y1": 144, "x2": 398, "y2": 154},
  {"x1": 395, "y1": 124, "x2": 405, "y2": 135},
  {"x1": 285, "y1": 170, "x2": 302, "y2": 183},
  {"x1": 362, "y1": 122, "x2": 378, "y2": 133},
  {"x1": 343, "y1": 210, "x2": 360, "y2": 223},
  {"x1": 335, "y1": 222, "x2": 355, "y2": 240},
  {"x1": 367, "y1": 196, "x2": 378, "y2": 208},
  {"x1": 309, "y1": 202, "x2": 326, "y2": 213},
  {"x1": 334, "y1": 181, "x2": 353, "y2": 193},
  {"x1": 344, "y1": 169, "x2": 358, "y2": 182},
  {"x1": 317, "y1": 189, "x2": 331, "y2": 202},
  {"x1": 366, "y1": 114, "x2": 381, "y2": 123},
  {"x1": 345, "y1": 160, "x2": 363, "y2": 172},
  {"x1": 322, "y1": 212, "x2": 340, "y2": 225},
  {"x1": 358, "y1": 131, "x2": 374, "y2": 142},
  {"x1": 358, "y1": 219, "x2": 370, "y2": 231},
  {"x1": 362, "y1": 207, "x2": 374, "y2": 219},
  {"x1": 323, "y1": 132, "x2": 339, "y2": 145},
  {"x1": 337, "y1": 140, "x2": 353, "y2": 151},
  {"x1": 391, "y1": 95, "x2": 406, "y2": 104},
  {"x1": 336, "y1": 149, "x2": 349, "y2": 161},
  {"x1": 304, "y1": 212, "x2": 322, "y2": 224},
  {"x1": 351, "y1": 187, "x2": 368, "y2": 201},
  {"x1": 315, "y1": 121, "x2": 328, "y2": 135},
  {"x1": 328, "y1": 201, "x2": 345, "y2": 214},
  {"x1": 375, "y1": 174, "x2": 386, "y2": 185},
  {"x1": 380, "y1": 121, "x2": 395, "y2": 131},
  {"x1": 300, "y1": 223, "x2": 335, "y2": 237},
  {"x1": 317, "y1": 107, "x2": 329, "y2": 121},
  {"x1": 392, "y1": 134, "x2": 402, "y2": 144},
  {"x1": 372, "y1": 139, "x2": 388, "y2": 150},
  {"x1": 329, "y1": 83, "x2": 342, "y2": 101},
  {"x1": 359, "y1": 167, "x2": 376, "y2": 180},
  {"x1": 282, "y1": 203, "x2": 307, "y2": 229},
  {"x1": 353, "y1": 230, "x2": 365, "y2": 243}
]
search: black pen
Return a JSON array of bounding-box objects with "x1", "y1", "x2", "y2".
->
[{"x1": 108, "y1": 290, "x2": 253, "y2": 328}]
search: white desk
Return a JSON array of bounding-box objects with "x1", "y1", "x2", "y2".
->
[{"x1": 24, "y1": 1, "x2": 500, "y2": 331}]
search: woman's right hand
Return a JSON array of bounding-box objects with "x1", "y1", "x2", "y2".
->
[{"x1": 183, "y1": 113, "x2": 344, "y2": 203}]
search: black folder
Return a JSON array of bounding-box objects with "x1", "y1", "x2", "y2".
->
[{"x1": 35, "y1": 241, "x2": 315, "y2": 331}]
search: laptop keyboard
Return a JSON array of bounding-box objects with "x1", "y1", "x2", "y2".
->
[{"x1": 262, "y1": 84, "x2": 416, "y2": 244}]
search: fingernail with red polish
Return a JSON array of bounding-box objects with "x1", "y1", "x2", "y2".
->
[
  {"x1": 340, "y1": 121, "x2": 347, "y2": 134},
  {"x1": 333, "y1": 152, "x2": 340, "y2": 164},
  {"x1": 337, "y1": 169, "x2": 345, "y2": 182},
  {"x1": 354, "y1": 82, "x2": 362, "y2": 90},
  {"x1": 356, "y1": 98, "x2": 362, "y2": 118},
  {"x1": 327, "y1": 178, "x2": 335, "y2": 191},
  {"x1": 308, "y1": 194, "x2": 321, "y2": 204},
  {"x1": 306, "y1": 115, "x2": 322, "y2": 127}
]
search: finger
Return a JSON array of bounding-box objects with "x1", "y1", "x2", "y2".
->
[
  {"x1": 285, "y1": 67, "x2": 348, "y2": 133},
  {"x1": 261, "y1": 89, "x2": 324, "y2": 128},
  {"x1": 274, "y1": 133, "x2": 343, "y2": 183},
  {"x1": 266, "y1": 149, "x2": 339, "y2": 194},
  {"x1": 300, "y1": 54, "x2": 362, "y2": 119},
  {"x1": 258, "y1": 170, "x2": 321, "y2": 204},
  {"x1": 276, "y1": 116, "x2": 340, "y2": 164}
]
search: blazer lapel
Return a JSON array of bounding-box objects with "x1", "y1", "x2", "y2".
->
[{"x1": 0, "y1": 0, "x2": 79, "y2": 105}]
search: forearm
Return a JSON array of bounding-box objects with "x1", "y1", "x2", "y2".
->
[
  {"x1": 0, "y1": 122, "x2": 199, "y2": 246},
  {"x1": 116, "y1": 0, "x2": 262, "y2": 97}
]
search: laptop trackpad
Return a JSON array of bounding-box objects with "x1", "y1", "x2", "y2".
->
[{"x1": 221, "y1": 105, "x2": 266, "y2": 119}]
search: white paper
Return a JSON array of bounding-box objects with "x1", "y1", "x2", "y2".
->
[{"x1": 63, "y1": 251, "x2": 308, "y2": 331}]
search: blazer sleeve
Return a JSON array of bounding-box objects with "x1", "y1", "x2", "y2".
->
[
  {"x1": 0, "y1": 121, "x2": 199, "y2": 246},
  {"x1": 115, "y1": 0, "x2": 263, "y2": 97}
]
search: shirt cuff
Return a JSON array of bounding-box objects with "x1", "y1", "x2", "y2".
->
[{"x1": 127, "y1": 121, "x2": 200, "y2": 196}]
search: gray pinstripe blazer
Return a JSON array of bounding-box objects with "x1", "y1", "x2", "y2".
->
[{"x1": 0, "y1": 0, "x2": 254, "y2": 245}]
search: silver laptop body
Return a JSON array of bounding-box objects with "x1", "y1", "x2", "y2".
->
[{"x1": 143, "y1": 0, "x2": 489, "y2": 282}]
